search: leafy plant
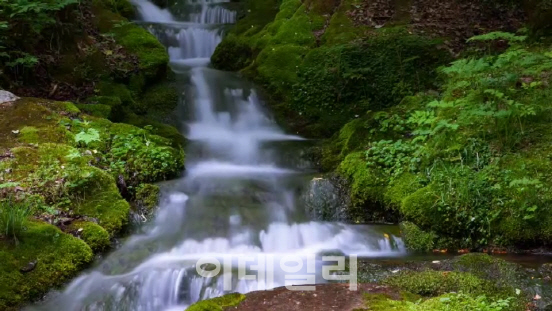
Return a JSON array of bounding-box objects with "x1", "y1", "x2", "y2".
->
[
  {"x1": 75, "y1": 128, "x2": 101, "y2": 145},
  {"x1": 0, "y1": 197, "x2": 32, "y2": 242}
]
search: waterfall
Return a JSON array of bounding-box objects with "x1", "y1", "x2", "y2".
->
[{"x1": 29, "y1": 1, "x2": 406, "y2": 310}]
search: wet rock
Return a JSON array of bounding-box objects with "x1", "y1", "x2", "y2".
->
[
  {"x1": 302, "y1": 176, "x2": 351, "y2": 222},
  {"x1": 0, "y1": 90, "x2": 19, "y2": 104},
  {"x1": 540, "y1": 263, "x2": 552, "y2": 282},
  {"x1": 20, "y1": 260, "x2": 37, "y2": 273}
]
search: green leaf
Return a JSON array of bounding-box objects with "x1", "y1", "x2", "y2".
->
[{"x1": 75, "y1": 128, "x2": 101, "y2": 145}]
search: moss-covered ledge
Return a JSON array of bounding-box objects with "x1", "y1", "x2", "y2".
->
[{"x1": 0, "y1": 97, "x2": 184, "y2": 310}]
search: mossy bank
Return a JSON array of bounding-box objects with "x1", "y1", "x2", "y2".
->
[
  {"x1": 186, "y1": 253, "x2": 548, "y2": 310},
  {"x1": 0, "y1": 0, "x2": 185, "y2": 309},
  {"x1": 215, "y1": 0, "x2": 552, "y2": 251},
  {"x1": 0, "y1": 97, "x2": 184, "y2": 310}
]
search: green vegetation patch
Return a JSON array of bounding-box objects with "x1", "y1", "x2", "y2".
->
[
  {"x1": 186, "y1": 293, "x2": 246, "y2": 311},
  {"x1": 0, "y1": 221, "x2": 93, "y2": 311}
]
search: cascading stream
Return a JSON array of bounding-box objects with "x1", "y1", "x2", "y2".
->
[{"x1": 30, "y1": 1, "x2": 406, "y2": 310}]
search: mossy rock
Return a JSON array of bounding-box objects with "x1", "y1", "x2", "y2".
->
[
  {"x1": 0, "y1": 221, "x2": 93, "y2": 310},
  {"x1": 320, "y1": 118, "x2": 371, "y2": 171},
  {"x1": 382, "y1": 270, "x2": 511, "y2": 298},
  {"x1": 384, "y1": 173, "x2": 423, "y2": 209},
  {"x1": 68, "y1": 221, "x2": 111, "y2": 252},
  {"x1": 321, "y1": 0, "x2": 364, "y2": 45},
  {"x1": 400, "y1": 185, "x2": 438, "y2": 228},
  {"x1": 112, "y1": 24, "x2": 169, "y2": 81},
  {"x1": 93, "y1": 0, "x2": 135, "y2": 19},
  {"x1": 186, "y1": 293, "x2": 246, "y2": 311},
  {"x1": 135, "y1": 183, "x2": 160, "y2": 210},
  {"x1": 76, "y1": 103, "x2": 112, "y2": 119},
  {"x1": 399, "y1": 222, "x2": 437, "y2": 253},
  {"x1": 66, "y1": 165, "x2": 130, "y2": 235},
  {"x1": 0, "y1": 98, "x2": 78, "y2": 148},
  {"x1": 97, "y1": 82, "x2": 135, "y2": 107},
  {"x1": 255, "y1": 44, "x2": 309, "y2": 95},
  {"x1": 139, "y1": 82, "x2": 179, "y2": 117},
  {"x1": 450, "y1": 253, "x2": 536, "y2": 293},
  {"x1": 363, "y1": 291, "x2": 520, "y2": 311},
  {"x1": 91, "y1": 2, "x2": 169, "y2": 82},
  {"x1": 338, "y1": 152, "x2": 387, "y2": 206},
  {"x1": 211, "y1": 35, "x2": 253, "y2": 71},
  {"x1": 123, "y1": 112, "x2": 186, "y2": 148}
]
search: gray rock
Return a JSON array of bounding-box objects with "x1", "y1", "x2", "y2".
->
[
  {"x1": 0, "y1": 90, "x2": 19, "y2": 104},
  {"x1": 301, "y1": 176, "x2": 351, "y2": 222},
  {"x1": 20, "y1": 260, "x2": 37, "y2": 273}
]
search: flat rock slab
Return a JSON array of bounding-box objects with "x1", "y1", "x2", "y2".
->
[
  {"x1": 228, "y1": 283, "x2": 399, "y2": 311},
  {"x1": 0, "y1": 90, "x2": 19, "y2": 104}
]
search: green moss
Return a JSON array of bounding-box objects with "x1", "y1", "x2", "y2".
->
[
  {"x1": 230, "y1": 0, "x2": 280, "y2": 36},
  {"x1": 338, "y1": 152, "x2": 387, "y2": 206},
  {"x1": 97, "y1": 82, "x2": 135, "y2": 107},
  {"x1": 0, "y1": 221, "x2": 93, "y2": 310},
  {"x1": 186, "y1": 293, "x2": 246, "y2": 311},
  {"x1": 363, "y1": 292, "x2": 519, "y2": 311},
  {"x1": 76, "y1": 103, "x2": 112, "y2": 118},
  {"x1": 69, "y1": 221, "x2": 111, "y2": 252},
  {"x1": 321, "y1": 118, "x2": 371, "y2": 170},
  {"x1": 113, "y1": 24, "x2": 169, "y2": 81},
  {"x1": 87, "y1": 95, "x2": 123, "y2": 108},
  {"x1": 384, "y1": 173, "x2": 422, "y2": 209},
  {"x1": 382, "y1": 270, "x2": 508, "y2": 297},
  {"x1": 70, "y1": 167, "x2": 130, "y2": 235},
  {"x1": 452, "y1": 253, "x2": 532, "y2": 291},
  {"x1": 123, "y1": 113, "x2": 186, "y2": 148},
  {"x1": 400, "y1": 222, "x2": 437, "y2": 253},
  {"x1": 128, "y1": 73, "x2": 146, "y2": 94},
  {"x1": 270, "y1": 5, "x2": 316, "y2": 47},
  {"x1": 52, "y1": 101, "x2": 81, "y2": 114},
  {"x1": 95, "y1": 82, "x2": 134, "y2": 121},
  {"x1": 400, "y1": 185, "x2": 437, "y2": 228},
  {"x1": 139, "y1": 82, "x2": 179, "y2": 116},
  {"x1": 94, "y1": 0, "x2": 135, "y2": 19},
  {"x1": 135, "y1": 184, "x2": 160, "y2": 210},
  {"x1": 255, "y1": 44, "x2": 309, "y2": 95},
  {"x1": 19, "y1": 126, "x2": 40, "y2": 144},
  {"x1": 321, "y1": 0, "x2": 363, "y2": 45},
  {"x1": 211, "y1": 35, "x2": 253, "y2": 71}
]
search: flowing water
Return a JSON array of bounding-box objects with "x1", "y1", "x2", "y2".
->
[{"x1": 30, "y1": 1, "x2": 406, "y2": 310}]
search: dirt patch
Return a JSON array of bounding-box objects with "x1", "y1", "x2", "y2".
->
[
  {"x1": 348, "y1": 0, "x2": 526, "y2": 53},
  {"x1": 228, "y1": 283, "x2": 399, "y2": 311}
]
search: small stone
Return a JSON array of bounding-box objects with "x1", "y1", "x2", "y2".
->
[
  {"x1": 77, "y1": 228, "x2": 84, "y2": 233},
  {"x1": 432, "y1": 260, "x2": 440, "y2": 264},
  {"x1": 84, "y1": 150, "x2": 93, "y2": 156},
  {"x1": 20, "y1": 260, "x2": 37, "y2": 273},
  {"x1": 391, "y1": 269, "x2": 400, "y2": 273},
  {"x1": 11, "y1": 130, "x2": 19, "y2": 134},
  {"x1": 0, "y1": 90, "x2": 19, "y2": 104}
]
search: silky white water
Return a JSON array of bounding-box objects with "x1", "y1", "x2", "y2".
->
[{"x1": 30, "y1": 1, "x2": 405, "y2": 310}]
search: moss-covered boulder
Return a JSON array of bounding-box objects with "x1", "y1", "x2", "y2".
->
[
  {"x1": 68, "y1": 221, "x2": 111, "y2": 252},
  {"x1": 0, "y1": 221, "x2": 93, "y2": 311},
  {"x1": 211, "y1": 35, "x2": 253, "y2": 71},
  {"x1": 0, "y1": 96, "x2": 185, "y2": 309},
  {"x1": 382, "y1": 270, "x2": 512, "y2": 298},
  {"x1": 135, "y1": 183, "x2": 160, "y2": 210}
]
